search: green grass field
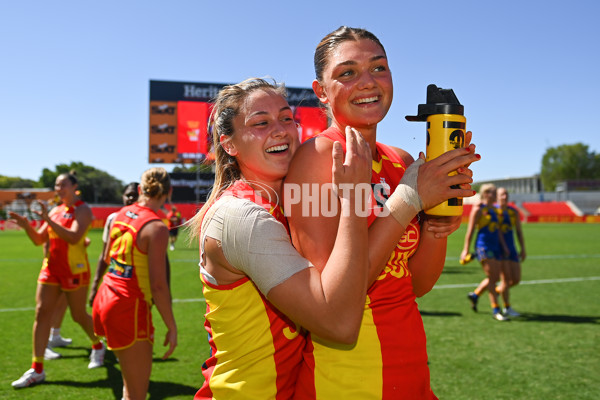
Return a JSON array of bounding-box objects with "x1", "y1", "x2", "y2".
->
[{"x1": 0, "y1": 223, "x2": 598, "y2": 399}]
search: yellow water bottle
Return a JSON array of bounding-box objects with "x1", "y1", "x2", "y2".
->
[{"x1": 406, "y1": 84, "x2": 466, "y2": 216}]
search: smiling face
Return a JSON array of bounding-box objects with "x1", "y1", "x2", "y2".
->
[
  {"x1": 54, "y1": 174, "x2": 77, "y2": 202},
  {"x1": 314, "y1": 38, "x2": 393, "y2": 132},
  {"x1": 497, "y1": 187, "x2": 508, "y2": 207},
  {"x1": 481, "y1": 187, "x2": 497, "y2": 205},
  {"x1": 222, "y1": 89, "x2": 300, "y2": 186}
]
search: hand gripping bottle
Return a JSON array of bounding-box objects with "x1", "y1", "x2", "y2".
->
[
  {"x1": 406, "y1": 84, "x2": 466, "y2": 216},
  {"x1": 459, "y1": 252, "x2": 476, "y2": 265}
]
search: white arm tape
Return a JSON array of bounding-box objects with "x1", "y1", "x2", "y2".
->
[
  {"x1": 206, "y1": 197, "x2": 311, "y2": 295},
  {"x1": 383, "y1": 158, "x2": 423, "y2": 228},
  {"x1": 102, "y1": 212, "x2": 116, "y2": 243}
]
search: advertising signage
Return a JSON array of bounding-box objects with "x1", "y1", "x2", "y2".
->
[{"x1": 149, "y1": 80, "x2": 328, "y2": 164}]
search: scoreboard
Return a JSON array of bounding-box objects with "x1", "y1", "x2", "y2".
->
[{"x1": 149, "y1": 80, "x2": 328, "y2": 164}]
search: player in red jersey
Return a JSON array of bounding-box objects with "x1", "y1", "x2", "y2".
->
[
  {"x1": 43, "y1": 238, "x2": 74, "y2": 360},
  {"x1": 188, "y1": 78, "x2": 375, "y2": 399},
  {"x1": 166, "y1": 205, "x2": 182, "y2": 251},
  {"x1": 285, "y1": 26, "x2": 479, "y2": 399},
  {"x1": 189, "y1": 77, "x2": 476, "y2": 399},
  {"x1": 10, "y1": 172, "x2": 105, "y2": 389},
  {"x1": 93, "y1": 168, "x2": 176, "y2": 400},
  {"x1": 88, "y1": 182, "x2": 139, "y2": 307}
]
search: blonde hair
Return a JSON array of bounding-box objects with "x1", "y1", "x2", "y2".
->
[
  {"x1": 187, "y1": 78, "x2": 287, "y2": 241},
  {"x1": 140, "y1": 167, "x2": 171, "y2": 199},
  {"x1": 479, "y1": 183, "x2": 497, "y2": 195}
]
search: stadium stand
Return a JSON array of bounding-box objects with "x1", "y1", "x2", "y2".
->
[{"x1": 521, "y1": 201, "x2": 576, "y2": 217}]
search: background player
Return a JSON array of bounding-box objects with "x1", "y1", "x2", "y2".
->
[
  {"x1": 88, "y1": 182, "x2": 139, "y2": 307},
  {"x1": 92, "y1": 168, "x2": 176, "y2": 400},
  {"x1": 166, "y1": 205, "x2": 182, "y2": 251},
  {"x1": 495, "y1": 186, "x2": 526, "y2": 316},
  {"x1": 461, "y1": 183, "x2": 510, "y2": 320},
  {"x1": 10, "y1": 172, "x2": 105, "y2": 389}
]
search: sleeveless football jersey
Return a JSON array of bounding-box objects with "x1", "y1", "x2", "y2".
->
[
  {"x1": 475, "y1": 204, "x2": 501, "y2": 253},
  {"x1": 497, "y1": 205, "x2": 519, "y2": 257},
  {"x1": 102, "y1": 203, "x2": 163, "y2": 304},
  {"x1": 295, "y1": 127, "x2": 436, "y2": 399},
  {"x1": 195, "y1": 180, "x2": 305, "y2": 400},
  {"x1": 45, "y1": 200, "x2": 90, "y2": 276}
]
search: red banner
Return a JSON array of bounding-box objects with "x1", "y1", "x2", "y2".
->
[
  {"x1": 177, "y1": 101, "x2": 210, "y2": 154},
  {"x1": 526, "y1": 215, "x2": 600, "y2": 223},
  {"x1": 294, "y1": 106, "x2": 328, "y2": 142}
]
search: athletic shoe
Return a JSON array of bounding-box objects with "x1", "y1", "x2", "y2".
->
[
  {"x1": 467, "y1": 292, "x2": 479, "y2": 312},
  {"x1": 493, "y1": 312, "x2": 510, "y2": 321},
  {"x1": 11, "y1": 368, "x2": 45, "y2": 388},
  {"x1": 88, "y1": 343, "x2": 106, "y2": 369},
  {"x1": 170, "y1": 244, "x2": 175, "y2": 251},
  {"x1": 44, "y1": 347, "x2": 62, "y2": 360},
  {"x1": 503, "y1": 307, "x2": 521, "y2": 317},
  {"x1": 48, "y1": 334, "x2": 72, "y2": 348}
]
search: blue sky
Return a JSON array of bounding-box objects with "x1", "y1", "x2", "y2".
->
[{"x1": 1, "y1": 0, "x2": 599, "y2": 186}]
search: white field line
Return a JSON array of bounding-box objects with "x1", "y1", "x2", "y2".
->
[
  {"x1": 4, "y1": 254, "x2": 599, "y2": 265},
  {"x1": 170, "y1": 254, "x2": 599, "y2": 264},
  {"x1": 444, "y1": 254, "x2": 600, "y2": 262},
  {"x1": 1, "y1": 276, "x2": 599, "y2": 313},
  {"x1": 525, "y1": 254, "x2": 600, "y2": 259},
  {"x1": 434, "y1": 276, "x2": 600, "y2": 290},
  {"x1": 0, "y1": 298, "x2": 208, "y2": 313}
]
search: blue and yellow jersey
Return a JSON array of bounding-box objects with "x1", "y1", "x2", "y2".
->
[
  {"x1": 497, "y1": 205, "x2": 519, "y2": 253},
  {"x1": 475, "y1": 204, "x2": 501, "y2": 252}
]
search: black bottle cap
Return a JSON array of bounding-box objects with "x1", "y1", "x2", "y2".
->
[{"x1": 405, "y1": 84, "x2": 464, "y2": 122}]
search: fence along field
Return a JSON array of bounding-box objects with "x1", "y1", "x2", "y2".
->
[{"x1": 0, "y1": 223, "x2": 598, "y2": 399}]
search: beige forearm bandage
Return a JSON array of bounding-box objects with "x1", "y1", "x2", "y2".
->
[
  {"x1": 384, "y1": 195, "x2": 418, "y2": 229},
  {"x1": 383, "y1": 158, "x2": 424, "y2": 228}
]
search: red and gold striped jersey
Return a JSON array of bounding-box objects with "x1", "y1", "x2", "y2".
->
[
  {"x1": 195, "y1": 181, "x2": 305, "y2": 400},
  {"x1": 103, "y1": 203, "x2": 163, "y2": 304},
  {"x1": 295, "y1": 127, "x2": 436, "y2": 399},
  {"x1": 46, "y1": 200, "x2": 90, "y2": 276}
]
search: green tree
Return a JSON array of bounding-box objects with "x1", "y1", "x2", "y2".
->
[
  {"x1": 541, "y1": 143, "x2": 600, "y2": 191},
  {"x1": 0, "y1": 176, "x2": 40, "y2": 188},
  {"x1": 39, "y1": 161, "x2": 124, "y2": 204}
]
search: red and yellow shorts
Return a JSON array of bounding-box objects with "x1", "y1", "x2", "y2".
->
[
  {"x1": 92, "y1": 284, "x2": 154, "y2": 351},
  {"x1": 38, "y1": 259, "x2": 90, "y2": 291}
]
